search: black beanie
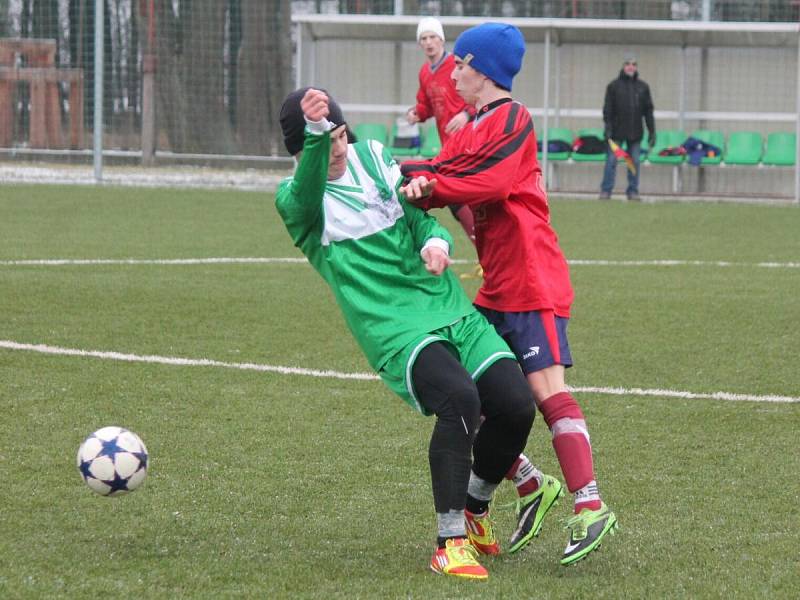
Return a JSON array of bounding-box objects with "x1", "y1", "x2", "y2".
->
[{"x1": 279, "y1": 87, "x2": 349, "y2": 156}]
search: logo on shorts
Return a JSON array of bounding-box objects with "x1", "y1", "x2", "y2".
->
[{"x1": 522, "y1": 346, "x2": 540, "y2": 360}]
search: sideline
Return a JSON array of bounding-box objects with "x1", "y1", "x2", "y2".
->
[{"x1": 1, "y1": 340, "x2": 797, "y2": 404}]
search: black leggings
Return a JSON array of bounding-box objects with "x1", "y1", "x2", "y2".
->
[{"x1": 412, "y1": 342, "x2": 535, "y2": 514}]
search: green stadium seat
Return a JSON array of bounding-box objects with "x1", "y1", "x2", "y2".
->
[
  {"x1": 724, "y1": 131, "x2": 762, "y2": 165},
  {"x1": 419, "y1": 124, "x2": 441, "y2": 159},
  {"x1": 689, "y1": 129, "x2": 725, "y2": 165},
  {"x1": 762, "y1": 132, "x2": 796, "y2": 166},
  {"x1": 648, "y1": 129, "x2": 687, "y2": 164},
  {"x1": 389, "y1": 121, "x2": 422, "y2": 157},
  {"x1": 352, "y1": 122, "x2": 389, "y2": 146},
  {"x1": 570, "y1": 127, "x2": 606, "y2": 162},
  {"x1": 537, "y1": 127, "x2": 573, "y2": 161}
]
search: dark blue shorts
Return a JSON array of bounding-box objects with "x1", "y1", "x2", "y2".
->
[{"x1": 476, "y1": 307, "x2": 573, "y2": 375}]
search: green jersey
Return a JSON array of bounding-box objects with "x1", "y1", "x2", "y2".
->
[{"x1": 275, "y1": 125, "x2": 475, "y2": 371}]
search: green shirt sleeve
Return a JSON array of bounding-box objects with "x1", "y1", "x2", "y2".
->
[
  {"x1": 379, "y1": 143, "x2": 455, "y2": 255},
  {"x1": 400, "y1": 195, "x2": 455, "y2": 254},
  {"x1": 275, "y1": 128, "x2": 331, "y2": 248}
]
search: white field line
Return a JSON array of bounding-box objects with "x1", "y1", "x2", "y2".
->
[
  {"x1": 0, "y1": 257, "x2": 309, "y2": 266},
  {"x1": 0, "y1": 340, "x2": 376, "y2": 381},
  {"x1": 1, "y1": 257, "x2": 799, "y2": 268},
  {"x1": 1, "y1": 340, "x2": 797, "y2": 404}
]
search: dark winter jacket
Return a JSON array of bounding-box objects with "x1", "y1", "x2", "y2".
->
[{"x1": 603, "y1": 70, "x2": 655, "y2": 144}]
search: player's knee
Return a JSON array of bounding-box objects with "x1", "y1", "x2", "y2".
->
[
  {"x1": 510, "y1": 373, "x2": 536, "y2": 416},
  {"x1": 498, "y1": 379, "x2": 536, "y2": 437},
  {"x1": 435, "y1": 380, "x2": 481, "y2": 433}
]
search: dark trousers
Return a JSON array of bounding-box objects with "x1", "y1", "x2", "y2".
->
[
  {"x1": 601, "y1": 139, "x2": 641, "y2": 196},
  {"x1": 412, "y1": 342, "x2": 535, "y2": 513}
]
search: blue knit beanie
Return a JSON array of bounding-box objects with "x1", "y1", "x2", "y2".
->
[{"x1": 453, "y1": 23, "x2": 525, "y2": 91}]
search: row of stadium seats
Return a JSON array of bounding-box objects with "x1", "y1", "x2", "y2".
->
[
  {"x1": 352, "y1": 121, "x2": 796, "y2": 167},
  {"x1": 353, "y1": 122, "x2": 442, "y2": 159},
  {"x1": 538, "y1": 128, "x2": 796, "y2": 167}
]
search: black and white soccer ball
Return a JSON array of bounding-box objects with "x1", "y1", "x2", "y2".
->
[{"x1": 77, "y1": 426, "x2": 149, "y2": 496}]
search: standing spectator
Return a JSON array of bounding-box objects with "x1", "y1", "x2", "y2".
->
[
  {"x1": 407, "y1": 17, "x2": 478, "y2": 248},
  {"x1": 276, "y1": 87, "x2": 545, "y2": 580},
  {"x1": 401, "y1": 23, "x2": 617, "y2": 566},
  {"x1": 599, "y1": 53, "x2": 655, "y2": 201}
]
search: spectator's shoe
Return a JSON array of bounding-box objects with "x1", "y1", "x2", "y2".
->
[
  {"x1": 465, "y1": 509, "x2": 500, "y2": 555},
  {"x1": 626, "y1": 192, "x2": 641, "y2": 201},
  {"x1": 508, "y1": 474, "x2": 565, "y2": 554},
  {"x1": 561, "y1": 502, "x2": 618, "y2": 565},
  {"x1": 430, "y1": 538, "x2": 489, "y2": 580},
  {"x1": 598, "y1": 192, "x2": 611, "y2": 200}
]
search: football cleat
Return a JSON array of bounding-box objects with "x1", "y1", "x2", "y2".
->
[
  {"x1": 508, "y1": 474, "x2": 564, "y2": 554},
  {"x1": 465, "y1": 509, "x2": 500, "y2": 555},
  {"x1": 561, "y1": 502, "x2": 618, "y2": 565},
  {"x1": 430, "y1": 538, "x2": 489, "y2": 580}
]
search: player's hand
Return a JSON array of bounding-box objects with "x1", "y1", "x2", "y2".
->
[
  {"x1": 445, "y1": 111, "x2": 468, "y2": 135},
  {"x1": 406, "y1": 108, "x2": 420, "y2": 124},
  {"x1": 421, "y1": 246, "x2": 452, "y2": 276},
  {"x1": 301, "y1": 88, "x2": 329, "y2": 122},
  {"x1": 399, "y1": 176, "x2": 437, "y2": 203}
]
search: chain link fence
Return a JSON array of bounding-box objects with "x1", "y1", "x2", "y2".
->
[
  {"x1": 0, "y1": 0, "x2": 292, "y2": 161},
  {"x1": 0, "y1": 0, "x2": 797, "y2": 170}
]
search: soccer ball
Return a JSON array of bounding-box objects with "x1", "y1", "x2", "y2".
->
[{"x1": 76, "y1": 426, "x2": 149, "y2": 496}]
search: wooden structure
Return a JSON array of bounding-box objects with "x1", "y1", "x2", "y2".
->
[{"x1": 0, "y1": 38, "x2": 84, "y2": 149}]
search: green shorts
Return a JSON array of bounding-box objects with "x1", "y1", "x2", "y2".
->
[{"x1": 378, "y1": 310, "x2": 516, "y2": 415}]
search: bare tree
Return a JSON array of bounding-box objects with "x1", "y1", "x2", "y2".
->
[
  {"x1": 69, "y1": 0, "x2": 112, "y2": 127},
  {"x1": 237, "y1": 0, "x2": 291, "y2": 155},
  {"x1": 0, "y1": 0, "x2": 9, "y2": 36},
  {"x1": 31, "y1": 0, "x2": 58, "y2": 39},
  {"x1": 155, "y1": 0, "x2": 235, "y2": 154}
]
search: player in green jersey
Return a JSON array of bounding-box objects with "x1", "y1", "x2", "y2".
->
[{"x1": 276, "y1": 87, "x2": 541, "y2": 580}]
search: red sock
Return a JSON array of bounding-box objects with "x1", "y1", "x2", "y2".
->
[
  {"x1": 504, "y1": 455, "x2": 541, "y2": 497},
  {"x1": 539, "y1": 392, "x2": 597, "y2": 499},
  {"x1": 574, "y1": 480, "x2": 602, "y2": 513}
]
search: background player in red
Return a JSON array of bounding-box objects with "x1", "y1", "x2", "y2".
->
[
  {"x1": 400, "y1": 22, "x2": 618, "y2": 566},
  {"x1": 407, "y1": 17, "x2": 477, "y2": 253}
]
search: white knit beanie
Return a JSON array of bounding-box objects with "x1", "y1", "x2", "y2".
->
[{"x1": 416, "y1": 17, "x2": 445, "y2": 42}]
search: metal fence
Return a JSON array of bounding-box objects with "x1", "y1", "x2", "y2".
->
[
  {"x1": 0, "y1": 0, "x2": 798, "y2": 191},
  {"x1": 0, "y1": 0, "x2": 292, "y2": 169}
]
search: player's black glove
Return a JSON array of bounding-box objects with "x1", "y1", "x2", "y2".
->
[{"x1": 604, "y1": 126, "x2": 612, "y2": 140}]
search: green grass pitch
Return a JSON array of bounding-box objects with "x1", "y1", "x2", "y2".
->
[{"x1": 1, "y1": 184, "x2": 798, "y2": 598}]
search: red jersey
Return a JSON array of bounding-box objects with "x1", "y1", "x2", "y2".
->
[
  {"x1": 401, "y1": 98, "x2": 574, "y2": 316},
  {"x1": 414, "y1": 52, "x2": 474, "y2": 144}
]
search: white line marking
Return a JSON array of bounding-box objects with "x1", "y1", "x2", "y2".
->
[
  {"x1": 0, "y1": 257, "x2": 309, "y2": 266},
  {"x1": 0, "y1": 340, "x2": 377, "y2": 381},
  {"x1": 1, "y1": 340, "x2": 797, "y2": 404},
  {"x1": 570, "y1": 259, "x2": 800, "y2": 269},
  {"x1": 0, "y1": 257, "x2": 799, "y2": 268},
  {"x1": 571, "y1": 385, "x2": 799, "y2": 404}
]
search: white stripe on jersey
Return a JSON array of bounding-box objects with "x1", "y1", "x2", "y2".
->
[{"x1": 320, "y1": 141, "x2": 404, "y2": 246}]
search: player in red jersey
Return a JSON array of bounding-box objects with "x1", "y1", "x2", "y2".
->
[
  {"x1": 410, "y1": 16, "x2": 560, "y2": 539},
  {"x1": 407, "y1": 17, "x2": 477, "y2": 251},
  {"x1": 400, "y1": 22, "x2": 617, "y2": 566}
]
